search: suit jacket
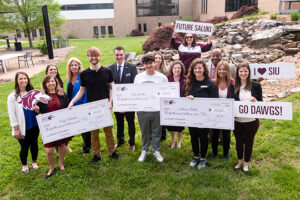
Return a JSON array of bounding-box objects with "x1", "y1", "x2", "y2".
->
[
  {"x1": 108, "y1": 62, "x2": 137, "y2": 84},
  {"x1": 233, "y1": 81, "x2": 262, "y2": 102}
]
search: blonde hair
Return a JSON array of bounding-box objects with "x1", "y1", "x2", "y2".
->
[{"x1": 66, "y1": 57, "x2": 83, "y2": 82}]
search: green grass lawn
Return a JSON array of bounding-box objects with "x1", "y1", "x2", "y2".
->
[{"x1": 0, "y1": 37, "x2": 299, "y2": 200}]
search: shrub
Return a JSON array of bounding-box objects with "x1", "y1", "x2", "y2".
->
[
  {"x1": 55, "y1": 34, "x2": 62, "y2": 39},
  {"x1": 142, "y1": 24, "x2": 176, "y2": 52},
  {"x1": 181, "y1": 16, "x2": 193, "y2": 21},
  {"x1": 108, "y1": 34, "x2": 115, "y2": 38},
  {"x1": 101, "y1": 34, "x2": 106, "y2": 38},
  {"x1": 0, "y1": 35, "x2": 7, "y2": 39},
  {"x1": 37, "y1": 41, "x2": 48, "y2": 55},
  {"x1": 67, "y1": 34, "x2": 76, "y2": 39},
  {"x1": 290, "y1": 12, "x2": 300, "y2": 21},
  {"x1": 130, "y1": 29, "x2": 145, "y2": 36},
  {"x1": 231, "y1": 5, "x2": 258, "y2": 20},
  {"x1": 270, "y1": 13, "x2": 277, "y2": 20}
]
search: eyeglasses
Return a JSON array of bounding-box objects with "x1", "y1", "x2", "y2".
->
[{"x1": 186, "y1": 36, "x2": 193, "y2": 39}]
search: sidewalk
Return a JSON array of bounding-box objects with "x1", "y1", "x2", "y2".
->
[{"x1": 0, "y1": 46, "x2": 75, "y2": 84}]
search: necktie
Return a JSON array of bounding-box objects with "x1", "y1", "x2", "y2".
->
[{"x1": 117, "y1": 65, "x2": 121, "y2": 81}]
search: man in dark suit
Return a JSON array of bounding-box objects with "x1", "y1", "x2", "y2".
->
[{"x1": 108, "y1": 46, "x2": 137, "y2": 151}]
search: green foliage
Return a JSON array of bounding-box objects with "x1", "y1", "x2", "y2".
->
[
  {"x1": 258, "y1": 10, "x2": 269, "y2": 15},
  {"x1": 0, "y1": 37, "x2": 299, "y2": 199},
  {"x1": 108, "y1": 34, "x2": 115, "y2": 38},
  {"x1": 55, "y1": 34, "x2": 62, "y2": 39},
  {"x1": 37, "y1": 40, "x2": 48, "y2": 54},
  {"x1": 290, "y1": 12, "x2": 300, "y2": 21},
  {"x1": 67, "y1": 34, "x2": 76, "y2": 39},
  {"x1": 0, "y1": 35, "x2": 7, "y2": 39},
  {"x1": 101, "y1": 34, "x2": 106, "y2": 38},
  {"x1": 0, "y1": 0, "x2": 65, "y2": 47},
  {"x1": 270, "y1": 13, "x2": 277, "y2": 20}
]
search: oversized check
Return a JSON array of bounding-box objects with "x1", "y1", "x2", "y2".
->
[
  {"x1": 160, "y1": 97, "x2": 235, "y2": 130},
  {"x1": 36, "y1": 99, "x2": 114, "y2": 144},
  {"x1": 250, "y1": 63, "x2": 295, "y2": 79},
  {"x1": 113, "y1": 82, "x2": 180, "y2": 112},
  {"x1": 234, "y1": 101, "x2": 293, "y2": 120},
  {"x1": 175, "y1": 20, "x2": 213, "y2": 35}
]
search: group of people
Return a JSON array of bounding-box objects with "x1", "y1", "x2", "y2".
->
[{"x1": 7, "y1": 32, "x2": 262, "y2": 179}]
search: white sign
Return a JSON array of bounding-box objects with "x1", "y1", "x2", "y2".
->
[
  {"x1": 234, "y1": 101, "x2": 293, "y2": 120},
  {"x1": 174, "y1": 20, "x2": 213, "y2": 35},
  {"x1": 250, "y1": 63, "x2": 295, "y2": 79},
  {"x1": 113, "y1": 82, "x2": 180, "y2": 112},
  {"x1": 160, "y1": 97, "x2": 235, "y2": 130},
  {"x1": 36, "y1": 99, "x2": 114, "y2": 144}
]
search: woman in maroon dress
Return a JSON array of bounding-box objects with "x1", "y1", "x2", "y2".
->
[{"x1": 36, "y1": 75, "x2": 71, "y2": 179}]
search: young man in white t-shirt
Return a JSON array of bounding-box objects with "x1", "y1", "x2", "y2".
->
[{"x1": 134, "y1": 53, "x2": 168, "y2": 162}]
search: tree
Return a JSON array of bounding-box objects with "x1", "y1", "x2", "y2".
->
[{"x1": 0, "y1": 0, "x2": 65, "y2": 47}]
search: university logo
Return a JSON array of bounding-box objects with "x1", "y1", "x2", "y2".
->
[{"x1": 17, "y1": 90, "x2": 52, "y2": 110}]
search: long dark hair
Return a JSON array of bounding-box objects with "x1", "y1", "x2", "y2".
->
[
  {"x1": 41, "y1": 75, "x2": 64, "y2": 96},
  {"x1": 185, "y1": 58, "x2": 209, "y2": 96},
  {"x1": 45, "y1": 64, "x2": 64, "y2": 88},
  {"x1": 234, "y1": 62, "x2": 252, "y2": 94},
  {"x1": 14, "y1": 72, "x2": 34, "y2": 99},
  {"x1": 183, "y1": 33, "x2": 197, "y2": 47}
]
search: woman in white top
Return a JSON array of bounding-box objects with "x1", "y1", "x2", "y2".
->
[
  {"x1": 7, "y1": 72, "x2": 40, "y2": 173},
  {"x1": 233, "y1": 63, "x2": 262, "y2": 174},
  {"x1": 211, "y1": 61, "x2": 234, "y2": 160}
]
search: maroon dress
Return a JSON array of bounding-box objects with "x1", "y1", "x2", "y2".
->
[{"x1": 44, "y1": 93, "x2": 72, "y2": 148}]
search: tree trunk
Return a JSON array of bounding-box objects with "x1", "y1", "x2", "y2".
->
[{"x1": 26, "y1": 28, "x2": 33, "y2": 48}]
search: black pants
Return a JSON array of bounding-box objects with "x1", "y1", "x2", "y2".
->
[
  {"x1": 161, "y1": 126, "x2": 166, "y2": 139},
  {"x1": 17, "y1": 126, "x2": 39, "y2": 165},
  {"x1": 212, "y1": 129, "x2": 231, "y2": 156},
  {"x1": 114, "y1": 112, "x2": 136, "y2": 146},
  {"x1": 189, "y1": 127, "x2": 209, "y2": 158},
  {"x1": 233, "y1": 119, "x2": 259, "y2": 162},
  {"x1": 81, "y1": 132, "x2": 91, "y2": 153}
]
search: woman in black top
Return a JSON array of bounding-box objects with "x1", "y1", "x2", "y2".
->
[
  {"x1": 233, "y1": 63, "x2": 262, "y2": 174},
  {"x1": 183, "y1": 58, "x2": 217, "y2": 169},
  {"x1": 36, "y1": 75, "x2": 70, "y2": 179},
  {"x1": 211, "y1": 61, "x2": 234, "y2": 160}
]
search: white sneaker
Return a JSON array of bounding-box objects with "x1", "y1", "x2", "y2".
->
[
  {"x1": 198, "y1": 159, "x2": 207, "y2": 169},
  {"x1": 138, "y1": 150, "x2": 150, "y2": 162},
  {"x1": 190, "y1": 157, "x2": 200, "y2": 167},
  {"x1": 153, "y1": 151, "x2": 164, "y2": 162}
]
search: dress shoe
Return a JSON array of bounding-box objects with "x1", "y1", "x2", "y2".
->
[
  {"x1": 224, "y1": 154, "x2": 230, "y2": 161},
  {"x1": 130, "y1": 145, "x2": 135, "y2": 152},
  {"x1": 45, "y1": 168, "x2": 56, "y2": 179},
  {"x1": 114, "y1": 142, "x2": 124, "y2": 148},
  {"x1": 21, "y1": 169, "x2": 29, "y2": 173},
  {"x1": 233, "y1": 165, "x2": 241, "y2": 171},
  {"x1": 242, "y1": 166, "x2": 249, "y2": 174},
  {"x1": 90, "y1": 155, "x2": 101, "y2": 165},
  {"x1": 109, "y1": 151, "x2": 120, "y2": 159}
]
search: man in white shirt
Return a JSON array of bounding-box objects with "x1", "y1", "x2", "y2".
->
[{"x1": 134, "y1": 53, "x2": 168, "y2": 162}]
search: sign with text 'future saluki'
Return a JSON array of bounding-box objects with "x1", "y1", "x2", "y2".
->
[{"x1": 175, "y1": 20, "x2": 213, "y2": 35}]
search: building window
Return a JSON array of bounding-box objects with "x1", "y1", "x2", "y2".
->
[
  {"x1": 108, "y1": 26, "x2": 113, "y2": 35},
  {"x1": 101, "y1": 26, "x2": 106, "y2": 35},
  {"x1": 39, "y1": 28, "x2": 44, "y2": 36},
  {"x1": 143, "y1": 23, "x2": 147, "y2": 32},
  {"x1": 225, "y1": 0, "x2": 258, "y2": 12},
  {"x1": 136, "y1": 0, "x2": 179, "y2": 17},
  {"x1": 201, "y1": 0, "x2": 208, "y2": 14},
  {"x1": 16, "y1": 30, "x2": 21, "y2": 38},
  {"x1": 158, "y1": 22, "x2": 162, "y2": 27},
  {"x1": 32, "y1": 29, "x2": 37, "y2": 37},
  {"x1": 93, "y1": 26, "x2": 99, "y2": 36},
  {"x1": 61, "y1": 3, "x2": 114, "y2": 10},
  {"x1": 138, "y1": 23, "x2": 142, "y2": 31}
]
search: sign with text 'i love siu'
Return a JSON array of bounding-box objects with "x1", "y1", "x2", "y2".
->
[
  {"x1": 174, "y1": 20, "x2": 213, "y2": 35},
  {"x1": 250, "y1": 63, "x2": 295, "y2": 79},
  {"x1": 234, "y1": 101, "x2": 293, "y2": 120}
]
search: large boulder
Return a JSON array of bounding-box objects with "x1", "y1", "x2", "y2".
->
[{"x1": 251, "y1": 27, "x2": 285, "y2": 47}]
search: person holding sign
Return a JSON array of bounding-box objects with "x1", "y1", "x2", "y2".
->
[
  {"x1": 7, "y1": 72, "x2": 40, "y2": 173},
  {"x1": 68, "y1": 47, "x2": 119, "y2": 165},
  {"x1": 166, "y1": 60, "x2": 186, "y2": 148},
  {"x1": 134, "y1": 53, "x2": 168, "y2": 162},
  {"x1": 170, "y1": 32, "x2": 212, "y2": 73},
  {"x1": 211, "y1": 61, "x2": 234, "y2": 160},
  {"x1": 108, "y1": 46, "x2": 137, "y2": 151},
  {"x1": 36, "y1": 75, "x2": 71, "y2": 179},
  {"x1": 183, "y1": 58, "x2": 217, "y2": 169},
  {"x1": 233, "y1": 63, "x2": 262, "y2": 174},
  {"x1": 66, "y1": 57, "x2": 90, "y2": 155}
]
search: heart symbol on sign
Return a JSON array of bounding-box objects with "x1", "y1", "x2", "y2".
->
[{"x1": 258, "y1": 68, "x2": 266, "y2": 75}]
